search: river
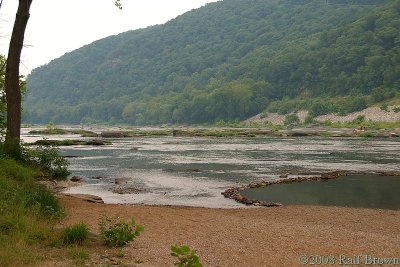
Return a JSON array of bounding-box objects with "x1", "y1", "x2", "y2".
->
[{"x1": 21, "y1": 127, "x2": 400, "y2": 208}]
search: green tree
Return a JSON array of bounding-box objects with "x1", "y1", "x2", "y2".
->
[
  {"x1": 4, "y1": 0, "x2": 32, "y2": 159},
  {"x1": 310, "y1": 101, "x2": 331, "y2": 117},
  {"x1": 3, "y1": 0, "x2": 122, "y2": 159},
  {"x1": 0, "y1": 55, "x2": 6, "y2": 138},
  {"x1": 1, "y1": 54, "x2": 26, "y2": 141},
  {"x1": 210, "y1": 81, "x2": 252, "y2": 121}
]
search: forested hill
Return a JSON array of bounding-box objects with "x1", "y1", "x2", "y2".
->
[{"x1": 24, "y1": 0, "x2": 399, "y2": 125}]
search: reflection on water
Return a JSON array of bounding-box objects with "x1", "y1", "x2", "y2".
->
[
  {"x1": 21, "y1": 129, "x2": 400, "y2": 207},
  {"x1": 241, "y1": 175, "x2": 400, "y2": 210}
]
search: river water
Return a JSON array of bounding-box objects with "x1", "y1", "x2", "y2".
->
[
  {"x1": 22, "y1": 128, "x2": 400, "y2": 208},
  {"x1": 242, "y1": 175, "x2": 400, "y2": 210}
]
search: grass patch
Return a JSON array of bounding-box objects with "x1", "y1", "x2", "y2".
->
[
  {"x1": 62, "y1": 223, "x2": 90, "y2": 245},
  {"x1": 359, "y1": 132, "x2": 377, "y2": 138},
  {"x1": 116, "y1": 248, "x2": 125, "y2": 258},
  {"x1": 68, "y1": 245, "x2": 90, "y2": 266},
  {"x1": 0, "y1": 234, "x2": 46, "y2": 266},
  {"x1": 0, "y1": 158, "x2": 63, "y2": 266},
  {"x1": 319, "y1": 121, "x2": 400, "y2": 130}
]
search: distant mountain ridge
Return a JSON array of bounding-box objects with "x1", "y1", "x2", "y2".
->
[{"x1": 24, "y1": 0, "x2": 399, "y2": 125}]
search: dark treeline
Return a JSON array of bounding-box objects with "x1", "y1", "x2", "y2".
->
[{"x1": 24, "y1": 0, "x2": 399, "y2": 125}]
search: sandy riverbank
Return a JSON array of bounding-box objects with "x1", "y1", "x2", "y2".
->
[{"x1": 47, "y1": 194, "x2": 400, "y2": 266}]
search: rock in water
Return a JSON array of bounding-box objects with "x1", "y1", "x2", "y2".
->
[
  {"x1": 70, "y1": 176, "x2": 84, "y2": 182},
  {"x1": 100, "y1": 131, "x2": 128, "y2": 138},
  {"x1": 114, "y1": 178, "x2": 129, "y2": 185}
]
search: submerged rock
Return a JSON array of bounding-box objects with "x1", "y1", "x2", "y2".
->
[
  {"x1": 100, "y1": 131, "x2": 129, "y2": 138},
  {"x1": 93, "y1": 176, "x2": 109, "y2": 180},
  {"x1": 113, "y1": 187, "x2": 146, "y2": 194},
  {"x1": 260, "y1": 201, "x2": 282, "y2": 207},
  {"x1": 65, "y1": 194, "x2": 104, "y2": 204},
  {"x1": 70, "y1": 176, "x2": 84, "y2": 182},
  {"x1": 163, "y1": 168, "x2": 201, "y2": 173},
  {"x1": 85, "y1": 139, "x2": 107, "y2": 146},
  {"x1": 63, "y1": 155, "x2": 82, "y2": 158},
  {"x1": 85, "y1": 195, "x2": 104, "y2": 203},
  {"x1": 114, "y1": 178, "x2": 129, "y2": 185},
  {"x1": 30, "y1": 139, "x2": 111, "y2": 146}
]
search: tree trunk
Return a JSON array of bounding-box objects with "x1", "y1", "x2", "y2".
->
[{"x1": 5, "y1": 0, "x2": 32, "y2": 155}]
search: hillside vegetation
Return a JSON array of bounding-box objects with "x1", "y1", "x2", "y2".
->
[{"x1": 24, "y1": 0, "x2": 399, "y2": 125}]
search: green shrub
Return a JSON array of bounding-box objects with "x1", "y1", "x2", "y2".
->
[
  {"x1": 380, "y1": 104, "x2": 388, "y2": 112},
  {"x1": 46, "y1": 122, "x2": 56, "y2": 131},
  {"x1": 304, "y1": 115, "x2": 315, "y2": 125},
  {"x1": 62, "y1": 223, "x2": 89, "y2": 245},
  {"x1": 284, "y1": 114, "x2": 300, "y2": 126},
  {"x1": 393, "y1": 107, "x2": 400, "y2": 113},
  {"x1": 266, "y1": 98, "x2": 299, "y2": 114},
  {"x1": 352, "y1": 115, "x2": 365, "y2": 124},
  {"x1": 22, "y1": 144, "x2": 70, "y2": 179},
  {"x1": 171, "y1": 245, "x2": 203, "y2": 267},
  {"x1": 259, "y1": 112, "x2": 268, "y2": 119},
  {"x1": 215, "y1": 119, "x2": 226, "y2": 127},
  {"x1": 310, "y1": 101, "x2": 331, "y2": 117},
  {"x1": 116, "y1": 249, "x2": 125, "y2": 258},
  {"x1": 98, "y1": 214, "x2": 143, "y2": 247},
  {"x1": 343, "y1": 96, "x2": 367, "y2": 113}
]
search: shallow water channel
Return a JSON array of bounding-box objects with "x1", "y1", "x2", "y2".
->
[
  {"x1": 22, "y1": 128, "x2": 400, "y2": 208},
  {"x1": 241, "y1": 175, "x2": 400, "y2": 210}
]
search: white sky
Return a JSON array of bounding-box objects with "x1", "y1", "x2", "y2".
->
[{"x1": 0, "y1": 0, "x2": 218, "y2": 75}]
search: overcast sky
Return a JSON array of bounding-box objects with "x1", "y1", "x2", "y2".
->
[{"x1": 0, "y1": 0, "x2": 218, "y2": 75}]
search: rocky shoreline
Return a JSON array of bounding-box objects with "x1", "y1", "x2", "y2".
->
[
  {"x1": 27, "y1": 126, "x2": 400, "y2": 143},
  {"x1": 45, "y1": 169, "x2": 400, "y2": 208},
  {"x1": 222, "y1": 170, "x2": 400, "y2": 207},
  {"x1": 37, "y1": 176, "x2": 105, "y2": 203},
  {"x1": 28, "y1": 139, "x2": 111, "y2": 146}
]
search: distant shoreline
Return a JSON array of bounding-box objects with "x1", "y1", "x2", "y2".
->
[
  {"x1": 23, "y1": 126, "x2": 400, "y2": 143},
  {"x1": 245, "y1": 105, "x2": 400, "y2": 125}
]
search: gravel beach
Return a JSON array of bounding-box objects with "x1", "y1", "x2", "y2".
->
[{"x1": 51, "y1": 194, "x2": 400, "y2": 266}]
